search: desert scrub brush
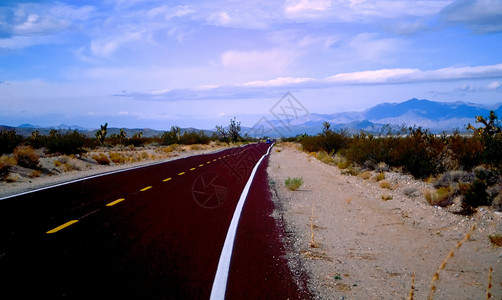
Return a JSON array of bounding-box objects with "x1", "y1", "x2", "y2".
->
[{"x1": 285, "y1": 177, "x2": 303, "y2": 191}]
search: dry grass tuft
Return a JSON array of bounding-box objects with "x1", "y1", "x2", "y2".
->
[
  {"x1": 14, "y1": 145, "x2": 39, "y2": 169},
  {"x1": 408, "y1": 273, "x2": 415, "y2": 300},
  {"x1": 487, "y1": 267, "x2": 493, "y2": 299},
  {"x1": 373, "y1": 172, "x2": 385, "y2": 182},
  {"x1": 92, "y1": 153, "x2": 111, "y2": 165},
  {"x1": 29, "y1": 170, "x2": 42, "y2": 178},
  {"x1": 428, "y1": 224, "x2": 476, "y2": 300},
  {"x1": 0, "y1": 155, "x2": 17, "y2": 179},
  {"x1": 379, "y1": 180, "x2": 391, "y2": 189},
  {"x1": 381, "y1": 194, "x2": 393, "y2": 201},
  {"x1": 424, "y1": 187, "x2": 453, "y2": 207},
  {"x1": 488, "y1": 234, "x2": 502, "y2": 247}
]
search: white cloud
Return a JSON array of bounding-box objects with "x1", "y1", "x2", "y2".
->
[
  {"x1": 487, "y1": 81, "x2": 502, "y2": 90},
  {"x1": 90, "y1": 31, "x2": 146, "y2": 57},
  {"x1": 243, "y1": 77, "x2": 316, "y2": 87},
  {"x1": 207, "y1": 12, "x2": 231, "y2": 26},
  {"x1": 326, "y1": 68, "x2": 418, "y2": 84},
  {"x1": 116, "y1": 63, "x2": 502, "y2": 102},
  {"x1": 285, "y1": 0, "x2": 332, "y2": 13}
]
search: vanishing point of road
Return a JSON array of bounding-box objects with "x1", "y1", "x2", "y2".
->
[{"x1": 0, "y1": 143, "x2": 310, "y2": 299}]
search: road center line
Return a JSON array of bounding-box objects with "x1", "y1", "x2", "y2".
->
[
  {"x1": 46, "y1": 220, "x2": 79, "y2": 234},
  {"x1": 140, "y1": 186, "x2": 152, "y2": 191},
  {"x1": 210, "y1": 144, "x2": 274, "y2": 300},
  {"x1": 190, "y1": 167, "x2": 196, "y2": 171},
  {"x1": 106, "y1": 198, "x2": 125, "y2": 206},
  {"x1": 163, "y1": 177, "x2": 172, "y2": 182},
  {"x1": 178, "y1": 172, "x2": 185, "y2": 175}
]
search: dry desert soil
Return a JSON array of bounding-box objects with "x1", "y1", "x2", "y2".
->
[
  {"x1": 269, "y1": 143, "x2": 501, "y2": 300},
  {"x1": 1, "y1": 142, "x2": 501, "y2": 299}
]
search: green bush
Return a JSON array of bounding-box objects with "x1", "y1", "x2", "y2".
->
[
  {"x1": 285, "y1": 177, "x2": 303, "y2": 191},
  {"x1": 43, "y1": 130, "x2": 86, "y2": 155}
]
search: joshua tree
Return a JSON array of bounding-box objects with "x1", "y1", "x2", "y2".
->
[{"x1": 96, "y1": 123, "x2": 108, "y2": 144}]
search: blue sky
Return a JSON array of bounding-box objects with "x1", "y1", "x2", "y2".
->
[{"x1": 1, "y1": 0, "x2": 502, "y2": 130}]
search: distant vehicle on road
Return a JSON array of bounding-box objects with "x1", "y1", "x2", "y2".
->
[{"x1": 265, "y1": 138, "x2": 272, "y2": 144}]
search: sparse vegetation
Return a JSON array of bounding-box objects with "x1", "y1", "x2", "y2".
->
[
  {"x1": 13, "y1": 145, "x2": 39, "y2": 169},
  {"x1": 488, "y1": 234, "x2": 502, "y2": 247},
  {"x1": 295, "y1": 111, "x2": 502, "y2": 214},
  {"x1": 285, "y1": 177, "x2": 303, "y2": 191}
]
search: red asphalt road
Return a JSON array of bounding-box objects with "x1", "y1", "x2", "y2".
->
[{"x1": 0, "y1": 143, "x2": 310, "y2": 299}]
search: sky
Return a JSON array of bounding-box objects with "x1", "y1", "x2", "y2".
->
[{"x1": 1, "y1": 0, "x2": 502, "y2": 130}]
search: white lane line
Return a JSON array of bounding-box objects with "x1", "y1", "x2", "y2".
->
[{"x1": 210, "y1": 144, "x2": 273, "y2": 300}]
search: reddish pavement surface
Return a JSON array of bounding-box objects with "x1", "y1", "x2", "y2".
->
[{"x1": 0, "y1": 143, "x2": 311, "y2": 299}]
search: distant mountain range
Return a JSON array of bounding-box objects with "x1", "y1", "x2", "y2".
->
[
  {"x1": 258, "y1": 98, "x2": 502, "y2": 137},
  {"x1": 2, "y1": 99, "x2": 501, "y2": 138}
]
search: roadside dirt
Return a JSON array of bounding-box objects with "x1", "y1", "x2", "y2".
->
[{"x1": 268, "y1": 143, "x2": 502, "y2": 300}]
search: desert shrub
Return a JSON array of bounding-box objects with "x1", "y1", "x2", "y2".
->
[
  {"x1": 315, "y1": 151, "x2": 336, "y2": 165},
  {"x1": 379, "y1": 181, "x2": 392, "y2": 189},
  {"x1": 179, "y1": 131, "x2": 210, "y2": 145},
  {"x1": 44, "y1": 130, "x2": 86, "y2": 155},
  {"x1": 0, "y1": 155, "x2": 17, "y2": 179},
  {"x1": 285, "y1": 177, "x2": 303, "y2": 191},
  {"x1": 462, "y1": 179, "x2": 490, "y2": 208},
  {"x1": 424, "y1": 187, "x2": 454, "y2": 207},
  {"x1": 123, "y1": 136, "x2": 147, "y2": 147},
  {"x1": 29, "y1": 170, "x2": 41, "y2": 178},
  {"x1": 92, "y1": 153, "x2": 110, "y2": 165},
  {"x1": 13, "y1": 145, "x2": 39, "y2": 169},
  {"x1": 341, "y1": 165, "x2": 361, "y2": 176},
  {"x1": 337, "y1": 159, "x2": 350, "y2": 169},
  {"x1": 0, "y1": 130, "x2": 24, "y2": 154},
  {"x1": 109, "y1": 152, "x2": 127, "y2": 164},
  {"x1": 299, "y1": 135, "x2": 323, "y2": 152},
  {"x1": 482, "y1": 134, "x2": 502, "y2": 167},
  {"x1": 434, "y1": 170, "x2": 475, "y2": 189},
  {"x1": 447, "y1": 133, "x2": 483, "y2": 170},
  {"x1": 344, "y1": 132, "x2": 396, "y2": 166},
  {"x1": 489, "y1": 234, "x2": 502, "y2": 247},
  {"x1": 390, "y1": 128, "x2": 446, "y2": 179}
]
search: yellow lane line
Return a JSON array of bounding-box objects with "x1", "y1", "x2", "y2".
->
[
  {"x1": 190, "y1": 167, "x2": 196, "y2": 171},
  {"x1": 178, "y1": 172, "x2": 185, "y2": 175},
  {"x1": 106, "y1": 198, "x2": 125, "y2": 207},
  {"x1": 140, "y1": 186, "x2": 152, "y2": 192},
  {"x1": 199, "y1": 164, "x2": 204, "y2": 167},
  {"x1": 163, "y1": 177, "x2": 172, "y2": 182},
  {"x1": 206, "y1": 161, "x2": 211, "y2": 164},
  {"x1": 213, "y1": 159, "x2": 217, "y2": 162},
  {"x1": 46, "y1": 220, "x2": 79, "y2": 234}
]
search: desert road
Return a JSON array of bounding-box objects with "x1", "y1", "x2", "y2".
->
[{"x1": 0, "y1": 143, "x2": 309, "y2": 299}]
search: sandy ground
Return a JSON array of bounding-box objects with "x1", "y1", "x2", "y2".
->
[{"x1": 268, "y1": 143, "x2": 502, "y2": 300}]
